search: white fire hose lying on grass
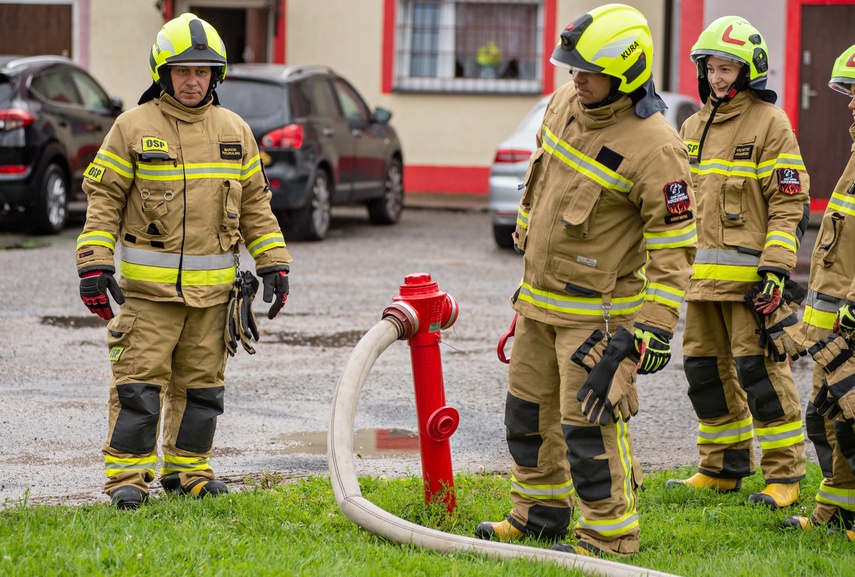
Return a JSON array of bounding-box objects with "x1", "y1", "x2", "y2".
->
[{"x1": 328, "y1": 317, "x2": 682, "y2": 577}]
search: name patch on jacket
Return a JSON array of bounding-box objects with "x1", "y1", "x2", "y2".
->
[
  {"x1": 663, "y1": 180, "x2": 691, "y2": 214},
  {"x1": 777, "y1": 168, "x2": 801, "y2": 195},
  {"x1": 733, "y1": 144, "x2": 754, "y2": 160},
  {"x1": 220, "y1": 144, "x2": 242, "y2": 159},
  {"x1": 142, "y1": 137, "x2": 168, "y2": 154}
]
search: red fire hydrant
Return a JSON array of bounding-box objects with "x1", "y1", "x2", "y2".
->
[{"x1": 383, "y1": 273, "x2": 460, "y2": 512}]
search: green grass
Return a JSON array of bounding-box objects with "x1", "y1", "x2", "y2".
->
[{"x1": 0, "y1": 464, "x2": 852, "y2": 577}]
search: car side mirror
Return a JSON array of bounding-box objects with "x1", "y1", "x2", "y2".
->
[
  {"x1": 109, "y1": 97, "x2": 123, "y2": 116},
  {"x1": 374, "y1": 107, "x2": 392, "y2": 123}
]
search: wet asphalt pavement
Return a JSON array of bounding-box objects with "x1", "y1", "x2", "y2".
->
[{"x1": 0, "y1": 202, "x2": 818, "y2": 506}]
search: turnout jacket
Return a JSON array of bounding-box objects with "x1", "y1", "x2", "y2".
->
[
  {"x1": 680, "y1": 90, "x2": 810, "y2": 302},
  {"x1": 512, "y1": 82, "x2": 697, "y2": 337},
  {"x1": 75, "y1": 93, "x2": 292, "y2": 308},
  {"x1": 801, "y1": 124, "x2": 855, "y2": 341}
]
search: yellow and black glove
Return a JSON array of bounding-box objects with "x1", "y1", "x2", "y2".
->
[
  {"x1": 834, "y1": 302, "x2": 855, "y2": 335},
  {"x1": 752, "y1": 272, "x2": 786, "y2": 315},
  {"x1": 758, "y1": 302, "x2": 807, "y2": 362},
  {"x1": 225, "y1": 271, "x2": 260, "y2": 356},
  {"x1": 634, "y1": 328, "x2": 671, "y2": 374},
  {"x1": 810, "y1": 334, "x2": 855, "y2": 420},
  {"x1": 573, "y1": 327, "x2": 640, "y2": 425}
]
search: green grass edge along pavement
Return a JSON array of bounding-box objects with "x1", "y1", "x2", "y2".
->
[{"x1": 0, "y1": 464, "x2": 849, "y2": 577}]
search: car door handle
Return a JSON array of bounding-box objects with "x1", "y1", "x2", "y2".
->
[{"x1": 322, "y1": 128, "x2": 335, "y2": 137}]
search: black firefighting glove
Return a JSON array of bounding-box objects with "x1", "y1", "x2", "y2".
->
[
  {"x1": 751, "y1": 272, "x2": 786, "y2": 315},
  {"x1": 574, "y1": 327, "x2": 640, "y2": 425},
  {"x1": 834, "y1": 302, "x2": 855, "y2": 335},
  {"x1": 261, "y1": 269, "x2": 289, "y2": 319},
  {"x1": 634, "y1": 328, "x2": 671, "y2": 375},
  {"x1": 811, "y1": 382, "x2": 844, "y2": 422},
  {"x1": 810, "y1": 334, "x2": 855, "y2": 420},
  {"x1": 757, "y1": 302, "x2": 808, "y2": 362},
  {"x1": 225, "y1": 271, "x2": 261, "y2": 356},
  {"x1": 79, "y1": 270, "x2": 125, "y2": 321}
]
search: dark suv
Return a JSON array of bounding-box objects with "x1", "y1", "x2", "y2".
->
[
  {"x1": 215, "y1": 64, "x2": 403, "y2": 241},
  {"x1": 0, "y1": 55, "x2": 122, "y2": 234}
]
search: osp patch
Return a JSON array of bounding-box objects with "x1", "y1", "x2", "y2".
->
[
  {"x1": 777, "y1": 168, "x2": 802, "y2": 195},
  {"x1": 663, "y1": 180, "x2": 691, "y2": 214},
  {"x1": 109, "y1": 347, "x2": 125, "y2": 362},
  {"x1": 83, "y1": 162, "x2": 106, "y2": 183},
  {"x1": 141, "y1": 137, "x2": 168, "y2": 154}
]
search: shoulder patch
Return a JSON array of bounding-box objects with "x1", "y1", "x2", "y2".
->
[
  {"x1": 733, "y1": 144, "x2": 754, "y2": 160},
  {"x1": 663, "y1": 180, "x2": 691, "y2": 214},
  {"x1": 84, "y1": 162, "x2": 105, "y2": 183},
  {"x1": 141, "y1": 137, "x2": 168, "y2": 154},
  {"x1": 777, "y1": 168, "x2": 801, "y2": 195}
]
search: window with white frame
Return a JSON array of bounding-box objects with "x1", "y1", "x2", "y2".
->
[{"x1": 395, "y1": 0, "x2": 542, "y2": 94}]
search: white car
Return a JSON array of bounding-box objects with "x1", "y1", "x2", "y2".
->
[{"x1": 489, "y1": 91, "x2": 702, "y2": 248}]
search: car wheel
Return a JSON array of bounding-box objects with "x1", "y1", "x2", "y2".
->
[
  {"x1": 29, "y1": 156, "x2": 69, "y2": 235},
  {"x1": 291, "y1": 170, "x2": 331, "y2": 241},
  {"x1": 493, "y1": 224, "x2": 515, "y2": 249},
  {"x1": 367, "y1": 159, "x2": 403, "y2": 225}
]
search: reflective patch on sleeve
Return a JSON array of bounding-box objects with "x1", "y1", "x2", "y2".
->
[
  {"x1": 109, "y1": 346, "x2": 125, "y2": 362},
  {"x1": 84, "y1": 162, "x2": 105, "y2": 183}
]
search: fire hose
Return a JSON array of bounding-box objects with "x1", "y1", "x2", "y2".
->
[{"x1": 327, "y1": 315, "x2": 682, "y2": 577}]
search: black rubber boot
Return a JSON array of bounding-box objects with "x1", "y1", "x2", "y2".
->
[
  {"x1": 552, "y1": 541, "x2": 605, "y2": 557},
  {"x1": 110, "y1": 486, "x2": 147, "y2": 510},
  {"x1": 161, "y1": 473, "x2": 228, "y2": 498}
]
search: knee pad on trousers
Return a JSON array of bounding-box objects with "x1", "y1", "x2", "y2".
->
[
  {"x1": 110, "y1": 383, "x2": 161, "y2": 454},
  {"x1": 176, "y1": 386, "x2": 225, "y2": 453},
  {"x1": 684, "y1": 357, "x2": 729, "y2": 419},
  {"x1": 735, "y1": 355, "x2": 786, "y2": 422},
  {"x1": 806, "y1": 401, "x2": 834, "y2": 478},
  {"x1": 834, "y1": 419, "x2": 855, "y2": 476},
  {"x1": 523, "y1": 504, "x2": 571, "y2": 539},
  {"x1": 562, "y1": 424, "x2": 611, "y2": 502},
  {"x1": 505, "y1": 392, "x2": 542, "y2": 468}
]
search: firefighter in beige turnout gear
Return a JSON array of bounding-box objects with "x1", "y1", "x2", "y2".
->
[
  {"x1": 666, "y1": 16, "x2": 809, "y2": 509},
  {"x1": 784, "y1": 43, "x2": 855, "y2": 538},
  {"x1": 474, "y1": 5, "x2": 696, "y2": 556},
  {"x1": 76, "y1": 14, "x2": 292, "y2": 509}
]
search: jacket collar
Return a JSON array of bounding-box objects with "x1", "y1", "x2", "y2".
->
[
  {"x1": 156, "y1": 93, "x2": 213, "y2": 123},
  {"x1": 573, "y1": 90, "x2": 634, "y2": 129},
  {"x1": 699, "y1": 90, "x2": 753, "y2": 124}
]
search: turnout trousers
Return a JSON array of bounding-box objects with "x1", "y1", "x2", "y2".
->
[
  {"x1": 682, "y1": 301, "x2": 805, "y2": 483},
  {"x1": 505, "y1": 314, "x2": 642, "y2": 555},
  {"x1": 101, "y1": 297, "x2": 228, "y2": 495},
  {"x1": 806, "y1": 361, "x2": 855, "y2": 521}
]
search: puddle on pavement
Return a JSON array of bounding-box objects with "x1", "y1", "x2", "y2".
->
[
  {"x1": 274, "y1": 428, "x2": 420, "y2": 456},
  {"x1": 41, "y1": 316, "x2": 106, "y2": 329},
  {"x1": 0, "y1": 240, "x2": 51, "y2": 250},
  {"x1": 266, "y1": 330, "x2": 365, "y2": 348}
]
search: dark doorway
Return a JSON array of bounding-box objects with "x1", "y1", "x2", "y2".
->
[
  {"x1": 192, "y1": 6, "x2": 269, "y2": 64},
  {"x1": 798, "y1": 4, "x2": 855, "y2": 202}
]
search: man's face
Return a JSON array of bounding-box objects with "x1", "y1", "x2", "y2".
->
[
  {"x1": 572, "y1": 70, "x2": 613, "y2": 106},
  {"x1": 170, "y1": 65, "x2": 212, "y2": 107}
]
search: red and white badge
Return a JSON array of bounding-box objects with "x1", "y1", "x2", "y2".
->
[
  {"x1": 777, "y1": 168, "x2": 802, "y2": 195},
  {"x1": 663, "y1": 180, "x2": 691, "y2": 214}
]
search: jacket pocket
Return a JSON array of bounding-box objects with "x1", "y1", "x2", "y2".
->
[
  {"x1": 514, "y1": 148, "x2": 545, "y2": 252},
  {"x1": 219, "y1": 179, "x2": 244, "y2": 251},
  {"x1": 817, "y1": 211, "x2": 844, "y2": 266},
  {"x1": 106, "y1": 309, "x2": 138, "y2": 377},
  {"x1": 552, "y1": 254, "x2": 617, "y2": 296},
  {"x1": 560, "y1": 178, "x2": 603, "y2": 240},
  {"x1": 721, "y1": 176, "x2": 746, "y2": 227}
]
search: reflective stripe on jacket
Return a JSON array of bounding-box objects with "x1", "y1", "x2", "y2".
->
[
  {"x1": 680, "y1": 90, "x2": 810, "y2": 302},
  {"x1": 512, "y1": 83, "x2": 697, "y2": 335},
  {"x1": 75, "y1": 93, "x2": 291, "y2": 307}
]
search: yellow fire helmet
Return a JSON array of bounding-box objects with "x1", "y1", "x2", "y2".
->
[
  {"x1": 829, "y1": 44, "x2": 855, "y2": 96},
  {"x1": 550, "y1": 3, "x2": 653, "y2": 94},
  {"x1": 690, "y1": 16, "x2": 769, "y2": 88},
  {"x1": 149, "y1": 13, "x2": 227, "y2": 84}
]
